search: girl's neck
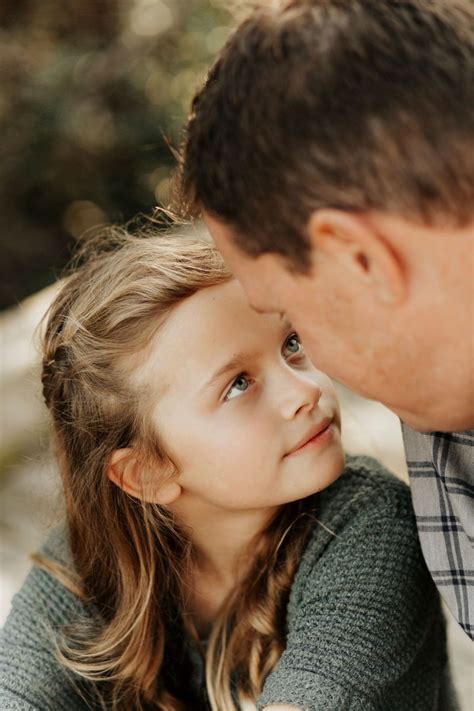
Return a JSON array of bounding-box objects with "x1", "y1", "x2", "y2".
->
[
  {"x1": 169, "y1": 495, "x2": 281, "y2": 633},
  {"x1": 171, "y1": 494, "x2": 280, "y2": 583}
]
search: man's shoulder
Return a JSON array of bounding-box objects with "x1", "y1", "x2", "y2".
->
[
  {"x1": 402, "y1": 424, "x2": 474, "y2": 477},
  {"x1": 401, "y1": 425, "x2": 474, "y2": 638}
]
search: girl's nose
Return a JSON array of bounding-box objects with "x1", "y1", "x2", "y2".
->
[{"x1": 276, "y1": 370, "x2": 322, "y2": 420}]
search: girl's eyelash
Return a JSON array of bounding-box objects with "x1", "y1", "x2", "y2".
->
[
  {"x1": 284, "y1": 332, "x2": 303, "y2": 354},
  {"x1": 223, "y1": 333, "x2": 303, "y2": 402},
  {"x1": 223, "y1": 373, "x2": 252, "y2": 402}
]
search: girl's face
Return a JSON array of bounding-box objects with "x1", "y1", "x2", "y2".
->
[{"x1": 144, "y1": 279, "x2": 344, "y2": 513}]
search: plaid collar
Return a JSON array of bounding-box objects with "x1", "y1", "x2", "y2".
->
[{"x1": 402, "y1": 425, "x2": 474, "y2": 640}]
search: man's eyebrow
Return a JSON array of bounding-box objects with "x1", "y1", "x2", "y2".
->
[
  {"x1": 275, "y1": 312, "x2": 293, "y2": 332},
  {"x1": 249, "y1": 303, "x2": 269, "y2": 314},
  {"x1": 249, "y1": 304, "x2": 291, "y2": 327}
]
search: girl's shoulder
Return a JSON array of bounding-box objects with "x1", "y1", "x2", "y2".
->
[
  {"x1": 0, "y1": 525, "x2": 93, "y2": 710},
  {"x1": 289, "y1": 454, "x2": 420, "y2": 611},
  {"x1": 39, "y1": 521, "x2": 75, "y2": 567},
  {"x1": 6, "y1": 523, "x2": 83, "y2": 626},
  {"x1": 316, "y1": 453, "x2": 414, "y2": 528},
  {"x1": 259, "y1": 467, "x2": 452, "y2": 710}
]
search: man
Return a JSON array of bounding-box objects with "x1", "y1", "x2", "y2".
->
[{"x1": 179, "y1": 0, "x2": 474, "y2": 648}]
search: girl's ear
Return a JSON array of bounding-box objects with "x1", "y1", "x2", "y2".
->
[{"x1": 107, "y1": 448, "x2": 182, "y2": 505}]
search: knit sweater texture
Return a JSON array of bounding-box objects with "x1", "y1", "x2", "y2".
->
[{"x1": 0, "y1": 456, "x2": 458, "y2": 710}]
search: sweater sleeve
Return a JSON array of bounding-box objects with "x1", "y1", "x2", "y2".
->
[
  {"x1": 0, "y1": 533, "x2": 95, "y2": 710},
  {"x1": 257, "y1": 470, "x2": 455, "y2": 711}
]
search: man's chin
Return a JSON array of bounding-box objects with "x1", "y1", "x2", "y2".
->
[{"x1": 395, "y1": 406, "x2": 474, "y2": 434}]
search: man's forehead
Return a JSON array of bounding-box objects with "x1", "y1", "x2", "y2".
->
[
  {"x1": 203, "y1": 213, "x2": 290, "y2": 315},
  {"x1": 204, "y1": 213, "x2": 247, "y2": 259}
]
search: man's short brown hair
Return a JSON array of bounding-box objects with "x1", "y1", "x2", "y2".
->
[{"x1": 180, "y1": 0, "x2": 474, "y2": 270}]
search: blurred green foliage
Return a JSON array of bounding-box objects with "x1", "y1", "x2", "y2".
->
[{"x1": 0, "y1": 0, "x2": 235, "y2": 310}]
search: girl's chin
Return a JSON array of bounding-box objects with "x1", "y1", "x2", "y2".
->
[{"x1": 287, "y1": 449, "x2": 346, "y2": 498}]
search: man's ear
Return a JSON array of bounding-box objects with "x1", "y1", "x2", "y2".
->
[
  {"x1": 107, "y1": 448, "x2": 182, "y2": 505},
  {"x1": 307, "y1": 209, "x2": 407, "y2": 305}
]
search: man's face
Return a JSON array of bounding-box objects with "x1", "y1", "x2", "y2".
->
[{"x1": 204, "y1": 213, "x2": 474, "y2": 432}]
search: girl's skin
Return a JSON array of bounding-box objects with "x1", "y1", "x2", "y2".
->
[{"x1": 109, "y1": 278, "x2": 345, "y2": 635}]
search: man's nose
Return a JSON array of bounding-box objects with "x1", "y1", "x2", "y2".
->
[{"x1": 274, "y1": 368, "x2": 322, "y2": 420}]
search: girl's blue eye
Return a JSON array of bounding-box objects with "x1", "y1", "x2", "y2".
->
[
  {"x1": 224, "y1": 374, "x2": 251, "y2": 401},
  {"x1": 284, "y1": 333, "x2": 302, "y2": 356}
]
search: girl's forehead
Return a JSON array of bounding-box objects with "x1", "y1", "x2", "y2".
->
[
  {"x1": 143, "y1": 279, "x2": 286, "y2": 393},
  {"x1": 161, "y1": 280, "x2": 268, "y2": 352}
]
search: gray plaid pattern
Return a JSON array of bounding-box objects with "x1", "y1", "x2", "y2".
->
[{"x1": 402, "y1": 425, "x2": 474, "y2": 640}]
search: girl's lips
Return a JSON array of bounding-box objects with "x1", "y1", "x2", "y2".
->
[{"x1": 285, "y1": 418, "x2": 334, "y2": 457}]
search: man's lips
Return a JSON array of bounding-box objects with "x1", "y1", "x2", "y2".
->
[{"x1": 285, "y1": 417, "x2": 333, "y2": 456}]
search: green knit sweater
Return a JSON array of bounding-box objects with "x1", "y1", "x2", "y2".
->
[{"x1": 0, "y1": 457, "x2": 458, "y2": 710}]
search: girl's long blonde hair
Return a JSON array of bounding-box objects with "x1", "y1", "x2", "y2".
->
[{"x1": 37, "y1": 225, "x2": 319, "y2": 710}]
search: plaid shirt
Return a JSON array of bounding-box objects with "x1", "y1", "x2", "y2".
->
[{"x1": 402, "y1": 425, "x2": 474, "y2": 640}]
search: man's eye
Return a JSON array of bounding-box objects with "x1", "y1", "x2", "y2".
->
[
  {"x1": 284, "y1": 333, "x2": 302, "y2": 356},
  {"x1": 224, "y1": 374, "x2": 251, "y2": 401}
]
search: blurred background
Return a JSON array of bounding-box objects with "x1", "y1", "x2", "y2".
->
[
  {"x1": 0, "y1": 0, "x2": 472, "y2": 708},
  {"x1": 0, "y1": 0, "x2": 239, "y2": 311}
]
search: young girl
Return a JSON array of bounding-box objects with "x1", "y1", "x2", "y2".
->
[{"x1": 0, "y1": 227, "x2": 456, "y2": 710}]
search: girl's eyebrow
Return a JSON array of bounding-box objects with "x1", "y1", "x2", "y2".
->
[
  {"x1": 201, "y1": 352, "x2": 256, "y2": 393},
  {"x1": 200, "y1": 318, "x2": 294, "y2": 394}
]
